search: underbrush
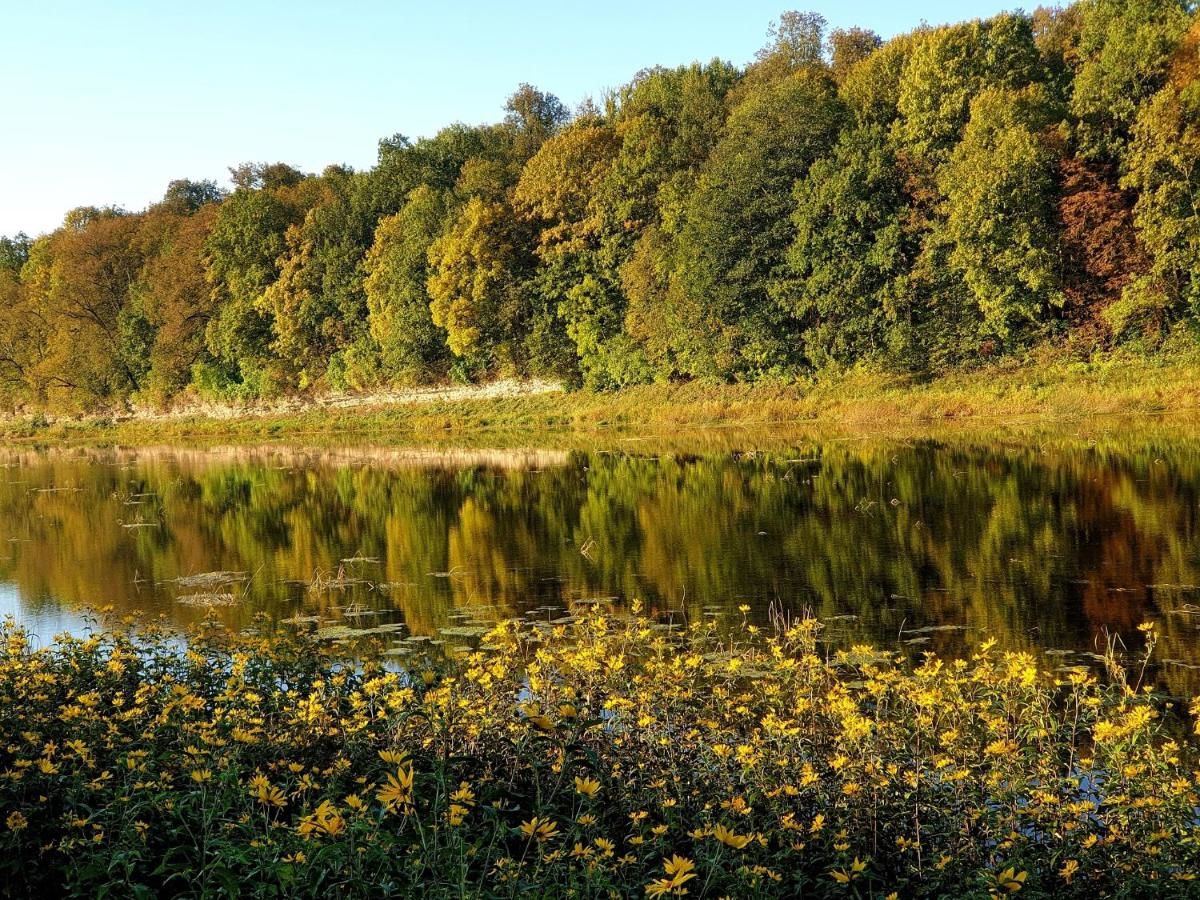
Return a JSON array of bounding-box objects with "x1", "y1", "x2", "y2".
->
[
  {"x1": 1, "y1": 609, "x2": 1197, "y2": 897},
  {"x1": 7, "y1": 348, "x2": 1200, "y2": 447}
]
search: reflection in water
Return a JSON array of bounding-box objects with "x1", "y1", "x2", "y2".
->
[{"x1": 2, "y1": 440, "x2": 1200, "y2": 692}]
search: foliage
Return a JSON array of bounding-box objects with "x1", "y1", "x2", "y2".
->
[
  {"x1": 673, "y1": 69, "x2": 842, "y2": 377},
  {"x1": 2, "y1": 5, "x2": 1200, "y2": 412},
  {"x1": 938, "y1": 85, "x2": 1066, "y2": 339},
  {"x1": 776, "y1": 124, "x2": 909, "y2": 367},
  {"x1": 364, "y1": 186, "x2": 452, "y2": 383},
  {"x1": 1070, "y1": 0, "x2": 1193, "y2": 161},
  {"x1": 1, "y1": 611, "x2": 1199, "y2": 898},
  {"x1": 1114, "y1": 67, "x2": 1200, "y2": 338}
]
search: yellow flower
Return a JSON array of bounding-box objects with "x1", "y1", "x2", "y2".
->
[
  {"x1": 297, "y1": 800, "x2": 344, "y2": 839},
  {"x1": 994, "y1": 867, "x2": 1027, "y2": 893},
  {"x1": 376, "y1": 765, "x2": 415, "y2": 813},
  {"x1": 646, "y1": 854, "x2": 697, "y2": 896},
  {"x1": 574, "y1": 775, "x2": 601, "y2": 798},
  {"x1": 1059, "y1": 859, "x2": 1079, "y2": 884},
  {"x1": 248, "y1": 773, "x2": 286, "y2": 808},
  {"x1": 5, "y1": 811, "x2": 27, "y2": 832},
  {"x1": 190, "y1": 769, "x2": 213, "y2": 785},
  {"x1": 712, "y1": 823, "x2": 752, "y2": 850},
  {"x1": 519, "y1": 816, "x2": 559, "y2": 842}
]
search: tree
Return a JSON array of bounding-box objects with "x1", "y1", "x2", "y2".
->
[
  {"x1": 133, "y1": 204, "x2": 222, "y2": 401},
  {"x1": 775, "y1": 124, "x2": 910, "y2": 367},
  {"x1": 587, "y1": 61, "x2": 738, "y2": 379},
  {"x1": 201, "y1": 179, "x2": 315, "y2": 395},
  {"x1": 21, "y1": 211, "x2": 146, "y2": 408},
  {"x1": 258, "y1": 168, "x2": 382, "y2": 389},
  {"x1": 426, "y1": 196, "x2": 537, "y2": 372},
  {"x1": 1071, "y1": 0, "x2": 1193, "y2": 161},
  {"x1": 0, "y1": 233, "x2": 30, "y2": 274},
  {"x1": 894, "y1": 15, "x2": 1042, "y2": 165},
  {"x1": 158, "y1": 179, "x2": 226, "y2": 215},
  {"x1": 1113, "y1": 67, "x2": 1200, "y2": 336},
  {"x1": 672, "y1": 69, "x2": 844, "y2": 377},
  {"x1": 227, "y1": 162, "x2": 307, "y2": 191},
  {"x1": 758, "y1": 10, "x2": 827, "y2": 69},
  {"x1": 829, "y1": 27, "x2": 883, "y2": 82},
  {"x1": 503, "y1": 84, "x2": 570, "y2": 163},
  {"x1": 939, "y1": 85, "x2": 1066, "y2": 339},
  {"x1": 1057, "y1": 157, "x2": 1148, "y2": 331},
  {"x1": 364, "y1": 185, "x2": 452, "y2": 383},
  {"x1": 515, "y1": 124, "x2": 629, "y2": 385},
  {"x1": 838, "y1": 29, "x2": 925, "y2": 127},
  {"x1": 0, "y1": 266, "x2": 45, "y2": 408}
]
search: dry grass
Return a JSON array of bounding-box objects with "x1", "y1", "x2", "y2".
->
[{"x1": 5, "y1": 350, "x2": 1200, "y2": 447}]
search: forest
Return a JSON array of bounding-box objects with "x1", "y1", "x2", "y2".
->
[{"x1": 0, "y1": 0, "x2": 1196, "y2": 413}]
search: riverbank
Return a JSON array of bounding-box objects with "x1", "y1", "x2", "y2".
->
[{"x1": 5, "y1": 350, "x2": 1200, "y2": 446}]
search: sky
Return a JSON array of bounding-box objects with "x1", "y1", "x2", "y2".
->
[{"x1": 1, "y1": 0, "x2": 1019, "y2": 238}]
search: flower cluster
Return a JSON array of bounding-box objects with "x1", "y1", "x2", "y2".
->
[{"x1": 0, "y1": 611, "x2": 1197, "y2": 897}]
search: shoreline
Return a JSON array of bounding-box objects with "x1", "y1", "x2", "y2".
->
[{"x1": 5, "y1": 352, "x2": 1200, "y2": 447}]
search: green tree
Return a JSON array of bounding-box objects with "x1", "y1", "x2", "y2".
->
[
  {"x1": 0, "y1": 233, "x2": 31, "y2": 274},
  {"x1": 363, "y1": 185, "x2": 452, "y2": 383},
  {"x1": 829, "y1": 27, "x2": 883, "y2": 82},
  {"x1": 426, "y1": 196, "x2": 538, "y2": 374},
  {"x1": 1113, "y1": 64, "x2": 1200, "y2": 336},
  {"x1": 159, "y1": 179, "x2": 226, "y2": 215},
  {"x1": 515, "y1": 124, "x2": 625, "y2": 385},
  {"x1": 201, "y1": 177, "x2": 317, "y2": 395},
  {"x1": 775, "y1": 124, "x2": 910, "y2": 367},
  {"x1": 894, "y1": 15, "x2": 1042, "y2": 164},
  {"x1": 1071, "y1": 0, "x2": 1193, "y2": 161},
  {"x1": 257, "y1": 168, "x2": 382, "y2": 389},
  {"x1": 673, "y1": 69, "x2": 844, "y2": 377},
  {"x1": 939, "y1": 85, "x2": 1066, "y2": 339}
]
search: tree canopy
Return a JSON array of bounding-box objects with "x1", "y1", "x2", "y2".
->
[{"x1": 2, "y1": 2, "x2": 1198, "y2": 412}]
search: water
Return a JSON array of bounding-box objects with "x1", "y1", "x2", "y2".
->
[{"x1": 3, "y1": 436, "x2": 1200, "y2": 692}]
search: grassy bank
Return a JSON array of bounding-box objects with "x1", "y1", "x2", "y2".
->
[
  {"x1": 5, "y1": 350, "x2": 1200, "y2": 447},
  {"x1": 1, "y1": 609, "x2": 1197, "y2": 898}
]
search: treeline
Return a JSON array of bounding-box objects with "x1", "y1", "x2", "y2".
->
[{"x1": 0, "y1": 0, "x2": 1197, "y2": 412}]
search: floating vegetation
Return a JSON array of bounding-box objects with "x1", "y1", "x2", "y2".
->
[
  {"x1": 279, "y1": 614, "x2": 321, "y2": 626},
  {"x1": 169, "y1": 571, "x2": 248, "y2": 590},
  {"x1": 437, "y1": 625, "x2": 490, "y2": 638},
  {"x1": 308, "y1": 566, "x2": 370, "y2": 592},
  {"x1": 175, "y1": 591, "x2": 238, "y2": 607}
]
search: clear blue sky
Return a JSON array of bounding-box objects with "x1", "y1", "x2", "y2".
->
[{"x1": 2, "y1": 0, "x2": 1019, "y2": 238}]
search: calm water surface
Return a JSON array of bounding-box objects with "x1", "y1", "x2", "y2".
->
[{"x1": 3, "y1": 437, "x2": 1200, "y2": 691}]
